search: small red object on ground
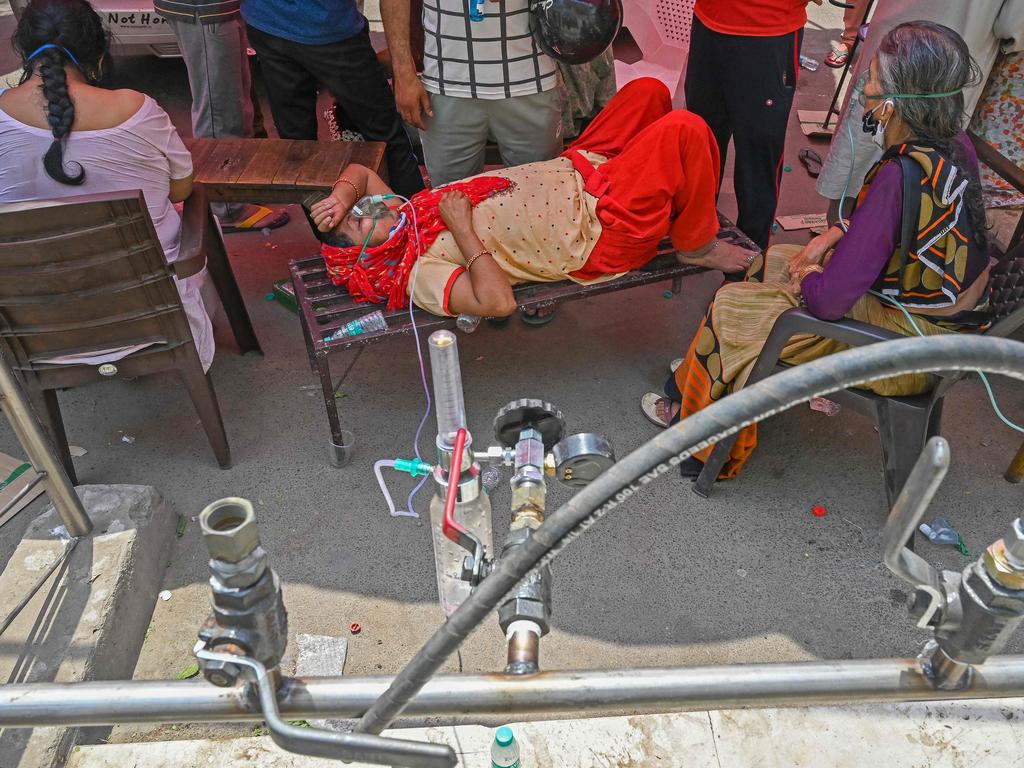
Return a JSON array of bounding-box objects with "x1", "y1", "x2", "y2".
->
[
  {"x1": 350, "y1": 622, "x2": 361, "y2": 635},
  {"x1": 812, "y1": 505, "x2": 827, "y2": 518}
]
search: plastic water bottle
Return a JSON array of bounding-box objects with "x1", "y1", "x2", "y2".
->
[
  {"x1": 799, "y1": 54, "x2": 820, "y2": 72},
  {"x1": 919, "y1": 517, "x2": 961, "y2": 546},
  {"x1": 469, "y1": 0, "x2": 485, "y2": 21},
  {"x1": 456, "y1": 314, "x2": 481, "y2": 334},
  {"x1": 491, "y1": 726, "x2": 520, "y2": 768},
  {"x1": 326, "y1": 310, "x2": 387, "y2": 341}
]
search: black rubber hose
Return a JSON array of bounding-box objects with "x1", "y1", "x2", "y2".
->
[{"x1": 359, "y1": 334, "x2": 1024, "y2": 733}]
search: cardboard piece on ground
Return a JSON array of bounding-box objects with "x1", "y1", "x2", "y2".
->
[
  {"x1": 798, "y1": 110, "x2": 837, "y2": 137},
  {"x1": 776, "y1": 213, "x2": 829, "y2": 231},
  {"x1": 0, "y1": 451, "x2": 43, "y2": 529}
]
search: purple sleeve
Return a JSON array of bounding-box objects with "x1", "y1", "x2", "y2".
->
[{"x1": 800, "y1": 160, "x2": 903, "y2": 321}]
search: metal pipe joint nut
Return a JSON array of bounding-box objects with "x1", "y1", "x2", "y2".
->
[{"x1": 200, "y1": 498, "x2": 261, "y2": 563}]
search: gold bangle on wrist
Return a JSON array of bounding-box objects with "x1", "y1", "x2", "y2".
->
[
  {"x1": 465, "y1": 249, "x2": 490, "y2": 271},
  {"x1": 332, "y1": 177, "x2": 360, "y2": 198}
]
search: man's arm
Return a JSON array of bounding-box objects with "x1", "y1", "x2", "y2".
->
[{"x1": 380, "y1": 0, "x2": 433, "y2": 130}]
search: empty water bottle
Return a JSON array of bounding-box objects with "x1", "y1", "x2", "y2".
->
[
  {"x1": 326, "y1": 310, "x2": 388, "y2": 341},
  {"x1": 918, "y1": 517, "x2": 961, "y2": 546},
  {"x1": 456, "y1": 314, "x2": 481, "y2": 333},
  {"x1": 799, "y1": 55, "x2": 820, "y2": 72},
  {"x1": 491, "y1": 726, "x2": 521, "y2": 768}
]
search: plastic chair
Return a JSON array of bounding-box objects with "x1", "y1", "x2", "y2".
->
[
  {"x1": 693, "y1": 251, "x2": 1024, "y2": 505},
  {"x1": 614, "y1": 0, "x2": 695, "y2": 108},
  {"x1": 694, "y1": 132, "x2": 1024, "y2": 505},
  {"x1": 0, "y1": 187, "x2": 259, "y2": 482}
]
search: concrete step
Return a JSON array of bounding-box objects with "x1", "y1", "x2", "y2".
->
[{"x1": 67, "y1": 696, "x2": 1024, "y2": 767}]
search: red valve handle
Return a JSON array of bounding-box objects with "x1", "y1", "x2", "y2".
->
[{"x1": 442, "y1": 428, "x2": 470, "y2": 545}]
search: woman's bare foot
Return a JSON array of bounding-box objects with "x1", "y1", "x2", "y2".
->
[
  {"x1": 677, "y1": 239, "x2": 759, "y2": 274},
  {"x1": 656, "y1": 398, "x2": 680, "y2": 424}
]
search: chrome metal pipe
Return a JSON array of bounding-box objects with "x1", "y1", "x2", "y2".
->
[
  {"x1": 0, "y1": 353, "x2": 91, "y2": 536},
  {"x1": 3, "y1": 657, "x2": 1024, "y2": 727}
]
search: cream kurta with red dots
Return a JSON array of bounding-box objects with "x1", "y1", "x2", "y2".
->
[{"x1": 409, "y1": 153, "x2": 619, "y2": 317}]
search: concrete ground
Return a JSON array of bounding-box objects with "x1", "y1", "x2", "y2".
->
[{"x1": 1, "y1": 0, "x2": 1022, "y2": 749}]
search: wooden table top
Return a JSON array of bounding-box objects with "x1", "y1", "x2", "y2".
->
[{"x1": 184, "y1": 138, "x2": 386, "y2": 204}]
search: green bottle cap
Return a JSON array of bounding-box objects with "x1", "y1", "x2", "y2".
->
[{"x1": 495, "y1": 726, "x2": 514, "y2": 747}]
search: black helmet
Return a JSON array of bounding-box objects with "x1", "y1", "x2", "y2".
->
[{"x1": 530, "y1": 0, "x2": 623, "y2": 65}]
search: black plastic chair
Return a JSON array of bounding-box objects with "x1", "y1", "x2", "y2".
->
[{"x1": 692, "y1": 258, "x2": 1024, "y2": 506}]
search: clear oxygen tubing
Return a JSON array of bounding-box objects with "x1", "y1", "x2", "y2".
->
[
  {"x1": 373, "y1": 461, "x2": 420, "y2": 518},
  {"x1": 363, "y1": 191, "x2": 434, "y2": 518},
  {"x1": 357, "y1": 334, "x2": 1024, "y2": 734},
  {"x1": 871, "y1": 290, "x2": 1024, "y2": 434}
]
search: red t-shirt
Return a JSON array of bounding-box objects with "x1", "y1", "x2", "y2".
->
[{"x1": 694, "y1": 0, "x2": 807, "y2": 37}]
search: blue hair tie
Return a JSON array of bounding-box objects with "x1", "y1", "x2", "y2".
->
[{"x1": 26, "y1": 43, "x2": 82, "y2": 71}]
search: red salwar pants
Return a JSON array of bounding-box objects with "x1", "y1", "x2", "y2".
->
[{"x1": 564, "y1": 78, "x2": 723, "y2": 280}]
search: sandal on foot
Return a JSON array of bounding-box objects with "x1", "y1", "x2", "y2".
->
[
  {"x1": 641, "y1": 392, "x2": 677, "y2": 428},
  {"x1": 221, "y1": 205, "x2": 290, "y2": 234},
  {"x1": 825, "y1": 46, "x2": 850, "y2": 68}
]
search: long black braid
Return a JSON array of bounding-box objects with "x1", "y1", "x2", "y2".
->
[{"x1": 13, "y1": 0, "x2": 111, "y2": 186}]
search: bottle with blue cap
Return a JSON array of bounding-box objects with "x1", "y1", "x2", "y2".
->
[{"x1": 491, "y1": 725, "x2": 521, "y2": 767}]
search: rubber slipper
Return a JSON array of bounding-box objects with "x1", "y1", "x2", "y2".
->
[
  {"x1": 521, "y1": 307, "x2": 556, "y2": 326},
  {"x1": 221, "y1": 205, "x2": 291, "y2": 234},
  {"x1": 825, "y1": 47, "x2": 850, "y2": 69},
  {"x1": 641, "y1": 392, "x2": 674, "y2": 428},
  {"x1": 798, "y1": 148, "x2": 823, "y2": 178},
  {"x1": 669, "y1": 358, "x2": 683, "y2": 374}
]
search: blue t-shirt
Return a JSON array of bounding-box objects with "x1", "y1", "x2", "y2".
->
[{"x1": 241, "y1": 0, "x2": 365, "y2": 45}]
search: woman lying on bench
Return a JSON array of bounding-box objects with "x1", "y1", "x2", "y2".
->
[
  {"x1": 310, "y1": 78, "x2": 759, "y2": 318},
  {"x1": 643, "y1": 22, "x2": 994, "y2": 480}
]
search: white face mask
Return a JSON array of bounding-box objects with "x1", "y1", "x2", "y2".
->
[{"x1": 863, "y1": 101, "x2": 892, "y2": 150}]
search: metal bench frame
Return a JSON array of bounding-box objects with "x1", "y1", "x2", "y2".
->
[{"x1": 291, "y1": 216, "x2": 754, "y2": 460}]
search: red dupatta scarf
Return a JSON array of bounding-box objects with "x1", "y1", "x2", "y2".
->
[{"x1": 321, "y1": 176, "x2": 514, "y2": 310}]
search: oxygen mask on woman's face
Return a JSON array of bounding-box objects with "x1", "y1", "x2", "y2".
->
[{"x1": 350, "y1": 195, "x2": 394, "y2": 220}]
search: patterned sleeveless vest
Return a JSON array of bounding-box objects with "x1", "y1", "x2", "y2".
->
[{"x1": 857, "y1": 143, "x2": 973, "y2": 309}]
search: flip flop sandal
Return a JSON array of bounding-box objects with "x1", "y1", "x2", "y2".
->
[
  {"x1": 641, "y1": 392, "x2": 674, "y2": 428},
  {"x1": 521, "y1": 307, "x2": 556, "y2": 326},
  {"x1": 798, "y1": 148, "x2": 823, "y2": 178},
  {"x1": 825, "y1": 47, "x2": 850, "y2": 69},
  {"x1": 669, "y1": 358, "x2": 683, "y2": 374},
  {"x1": 221, "y1": 205, "x2": 291, "y2": 234}
]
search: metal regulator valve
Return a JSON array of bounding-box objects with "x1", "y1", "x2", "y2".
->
[
  {"x1": 194, "y1": 497, "x2": 288, "y2": 688},
  {"x1": 192, "y1": 497, "x2": 457, "y2": 768},
  {"x1": 882, "y1": 437, "x2": 1024, "y2": 691},
  {"x1": 482, "y1": 398, "x2": 616, "y2": 674}
]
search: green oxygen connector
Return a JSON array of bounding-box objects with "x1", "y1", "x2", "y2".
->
[{"x1": 393, "y1": 458, "x2": 434, "y2": 477}]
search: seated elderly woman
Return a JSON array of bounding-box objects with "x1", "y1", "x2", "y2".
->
[
  {"x1": 642, "y1": 21, "x2": 994, "y2": 480},
  {"x1": 0, "y1": 0, "x2": 213, "y2": 369},
  {"x1": 311, "y1": 78, "x2": 759, "y2": 318}
]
